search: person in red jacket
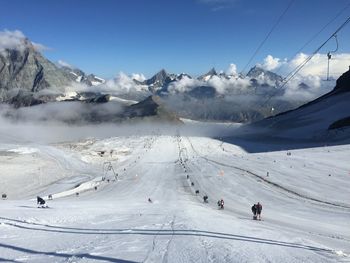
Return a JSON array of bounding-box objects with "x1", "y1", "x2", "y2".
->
[{"x1": 220, "y1": 199, "x2": 224, "y2": 209}]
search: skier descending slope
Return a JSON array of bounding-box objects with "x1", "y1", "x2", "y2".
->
[
  {"x1": 203, "y1": 195, "x2": 208, "y2": 203},
  {"x1": 37, "y1": 196, "x2": 47, "y2": 208},
  {"x1": 217, "y1": 199, "x2": 224, "y2": 209}
]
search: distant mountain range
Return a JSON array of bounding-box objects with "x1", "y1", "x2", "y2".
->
[{"x1": 0, "y1": 35, "x2": 331, "y2": 123}]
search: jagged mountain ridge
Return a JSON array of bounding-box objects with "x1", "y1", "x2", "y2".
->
[
  {"x1": 59, "y1": 66, "x2": 105, "y2": 86},
  {"x1": 138, "y1": 67, "x2": 308, "y2": 122},
  {"x1": 247, "y1": 65, "x2": 283, "y2": 83}
]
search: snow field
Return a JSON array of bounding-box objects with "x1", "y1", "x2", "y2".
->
[{"x1": 0, "y1": 134, "x2": 349, "y2": 262}]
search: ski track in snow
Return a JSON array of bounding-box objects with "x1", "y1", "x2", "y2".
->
[
  {"x1": 185, "y1": 136, "x2": 350, "y2": 209},
  {"x1": 0, "y1": 133, "x2": 349, "y2": 262}
]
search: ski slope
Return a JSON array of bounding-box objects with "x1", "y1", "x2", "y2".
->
[{"x1": 0, "y1": 133, "x2": 349, "y2": 262}]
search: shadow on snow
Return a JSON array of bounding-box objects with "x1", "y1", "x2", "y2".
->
[
  {"x1": 0, "y1": 216, "x2": 332, "y2": 254},
  {"x1": 0, "y1": 243, "x2": 136, "y2": 263}
]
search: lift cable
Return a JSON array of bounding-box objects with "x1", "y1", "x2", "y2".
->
[
  {"x1": 239, "y1": 0, "x2": 295, "y2": 75},
  {"x1": 280, "y1": 16, "x2": 350, "y2": 89},
  {"x1": 274, "y1": 1, "x2": 350, "y2": 77},
  {"x1": 262, "y1": 15, "x2": 350, "y2": 106}
]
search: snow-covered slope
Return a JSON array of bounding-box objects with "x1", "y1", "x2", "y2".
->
[
  {"x1": 0, "y1": 128, "x2": 349, "y2": 262},
  {"x1": 255, "y1": 70, "x2": 350, "y2": 140}
]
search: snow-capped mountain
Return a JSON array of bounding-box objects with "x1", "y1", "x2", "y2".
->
[
  {"x1": 0, "y1": 38, "x2": 73, "y2": 106},
  {"x1": 59, "y1": 66, "x2": 105, "y2": 86},
  {"x1": 247, "y1": 65, "x2": 283, "y2": 84},
  {"x1": 0, "y1": 38, "x2": 105, "y2": 107},
  {"x1": 142, "y1": 69, "x2": 176, "y2": 93},
  {"x1": 0, "y1": 39, "x2": 72, "y2": 93},
  {"x1": 197, "y1": 67, "x2": 218, "y2": 81},
  {"x1": 140, "y1": 70, "x2": 194, "y2": 95}
]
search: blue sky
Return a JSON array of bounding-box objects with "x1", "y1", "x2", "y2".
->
[{"x1": 1, "y1": 0, "x2": 349, "y2": 78}]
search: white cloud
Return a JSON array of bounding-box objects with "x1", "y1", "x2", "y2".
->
[
  {"x1": 260, "y1": 53, "x2": 350, "y2": 79},
  {"x1": 168, "y1": 76, "x2": 202, "y2": 93},
  {"x1": 57, "y1": 60, "x2": 74, "y2": 69},
  {"x1": 226, "y1": 63, "x2": 238, "y2": 75},
  {"x1": 208, "y1": 75, "x2": 251, "y2": 94},
  {"x1": 0, "y1": 29, "x2": 49, "y2": 53},
  {"x1": 68, "y1": 72, "x2": 149, "y2": 95},
  {"x1": 262, "y1": 55, "x2": 281, "y2": 71},
  {"x1": 282, "y1": 74, "x2": 335, "y2": 101},
  {"x1": 131, "y1": 73, "x2": 146, "y2": 82},
  {"x1": 0, "y1": 30, "x2": 26, "y2": 52},
  {"x1": 253, "y1": 52, "x2": 350, "y2": 101},
  {"x1": 105, "y1": 72, "x2": 146, "y2": 93},
  {"x1": 290, "y1": 53, "x2": 350, "y2": 78},
  {"x1": 167, "y1": 54, "x2": 348, "y2": 103},
  {"x1": 168, "y1": 73, "x2": 251, "y2": 95},
  {"x1": 31, "y1": 41, "x2": 50, "y2": 52}
]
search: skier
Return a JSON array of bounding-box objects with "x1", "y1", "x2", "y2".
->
[
  {"x1": 218, "y1": 199, "x2": 224, "y2": 209},
  {"x1": 251, "y1": 204, "x2": 257, "y2": 220},
  {"x1": 37, "y1": 196, "x2": 46, "y2": 208},
  {"x1": 256, "y1": 202, "x2": 262, "y2": 220},
  {"x1": 148, "y1": 198, "x2": 152, "y2": 203},
  {"x1": 203, "y1": 195, "x2": 208, "y2": 203}
]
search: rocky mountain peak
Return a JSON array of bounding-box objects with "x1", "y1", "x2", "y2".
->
[
  {"x1": 0, "y1": 40, "x2": 73, "y2": 105},
  {"x1": 146, "y1": 69, "x2": 169, "y2": 84},
  {"x1": 247, "y1": 66, "x2": 283, "y2": 83},
  {"x1": 198, "y1": 67, "x2": 217, "y2": 81}
]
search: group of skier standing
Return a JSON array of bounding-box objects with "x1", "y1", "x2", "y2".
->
[
  {"x1": 215, "y1": 198, "x2": 262, "y2": 220},
  {"x1": 251, "y1": 202, "x2": 262, "y2": 220}
]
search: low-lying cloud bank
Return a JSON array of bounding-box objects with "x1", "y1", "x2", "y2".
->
[
  {"x1": 0, "y1": 102, "x2": 243, "y2": 144},
  {"x1": 1, "y1": 102, "x2": 125, "y2": 123}
]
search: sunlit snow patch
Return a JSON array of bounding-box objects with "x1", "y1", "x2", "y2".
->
[
  {"x1": 7, "y1": 147, "x2": 39, "y2": 154},
  {"x1": 335, "y1": 250, "x2": 349, "y2": 257}
]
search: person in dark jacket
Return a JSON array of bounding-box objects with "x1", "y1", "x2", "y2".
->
[
  {"x1": 251, "y1": 204, "x2": 257, "y2": 219},
  {"x1": 256, "y1": 202, "x2": 262, "y2": 220},
  {"x1": 203, "y1": 195, "x2": 208, "y2": 203},
  {"x1": 37, "y1": 196, "x2": 46, "y2": 207}
]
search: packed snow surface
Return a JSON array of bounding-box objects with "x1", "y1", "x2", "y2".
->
[{"x1": 0, "y1": 128, "x2": 349, "y2": 262}]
